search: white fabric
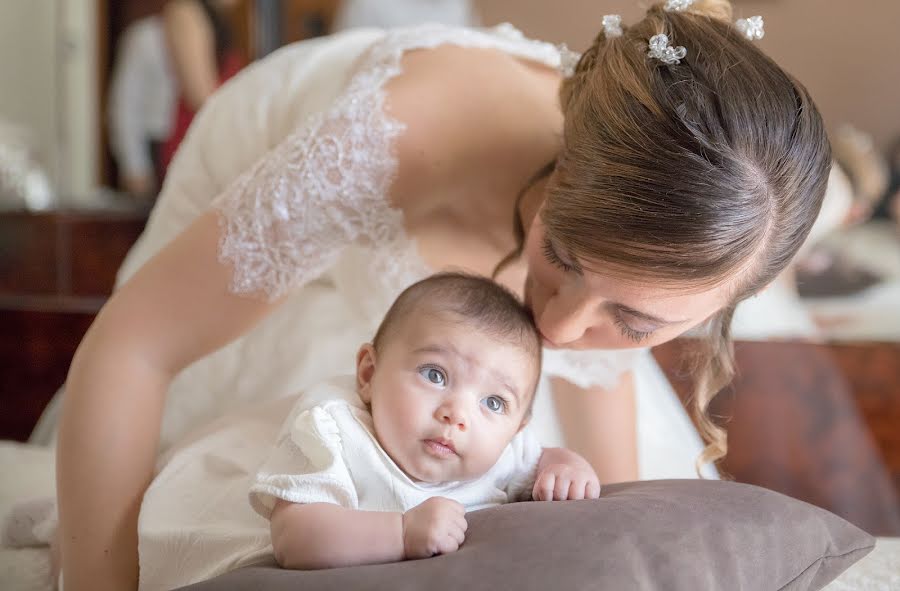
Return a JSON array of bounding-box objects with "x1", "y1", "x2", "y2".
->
[
  {"x1": 137, "y1": 376, "x2": 541, "y2": 590},
  {"x1": 106, "y1": 16, "x2": 177, "y2": 178},
  {"x1": 332, "y1": 0, "x2": 478, "y2": 31}
]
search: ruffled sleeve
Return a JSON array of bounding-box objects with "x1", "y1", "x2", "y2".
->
[{"x1": 249, "y1": 405, "x2": 358, "y2": 518}]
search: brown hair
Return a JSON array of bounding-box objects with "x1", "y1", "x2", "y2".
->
[
  {"x1": 498, "y1": 0, "x2": 831, "y2": 471},
  {"x1": 373, "y1": 272, "x2": 543, "y2": 402}
]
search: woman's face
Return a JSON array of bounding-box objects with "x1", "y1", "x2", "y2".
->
[{"x1": 522, "y1": 212, "x2": 734, "y2": 350}]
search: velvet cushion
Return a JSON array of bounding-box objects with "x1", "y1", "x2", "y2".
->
[{"x1": 176, "y1": 479, "x2": 875, "y2": 591}]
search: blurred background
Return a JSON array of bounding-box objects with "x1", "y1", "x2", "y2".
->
[{"x1": 1, "y1": 0, "x2": 898, "y2": 535}]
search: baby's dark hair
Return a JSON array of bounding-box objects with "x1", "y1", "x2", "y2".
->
[{"x1": 373, "y1": 272, "x2": 542, "y2": 380}]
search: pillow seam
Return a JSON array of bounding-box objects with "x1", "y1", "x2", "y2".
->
[{"x1": 775, "y1": 542, "x2": 876, "y2": 591}]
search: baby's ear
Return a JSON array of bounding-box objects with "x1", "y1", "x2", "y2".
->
[{"x1": 356, "y1": 343, "x2": 377, "y2": 403}]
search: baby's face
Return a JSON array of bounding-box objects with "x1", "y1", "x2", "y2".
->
[{"x1": 358, "y1": 312, "x2": 537, "y2": 483}]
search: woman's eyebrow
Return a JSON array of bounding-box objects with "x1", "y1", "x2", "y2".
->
[{"x1": 609, "y1": 303, "x2": 688, "y2": 326}]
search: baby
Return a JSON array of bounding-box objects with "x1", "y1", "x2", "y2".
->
[
  {"x1": 252, "y1": 272, "x2": 601, "y2": 570},
  {"x1": 135, "y1": 272, "x2": 601, "y2": 589}
]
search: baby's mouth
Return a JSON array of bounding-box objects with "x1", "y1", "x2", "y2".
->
[{"x1": 423, "y1": 438, "x2": 457, "y2": 459}]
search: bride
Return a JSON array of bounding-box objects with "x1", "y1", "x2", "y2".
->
[{"x1": 44, "y1": 1, "x2": 830, "y2": 589}]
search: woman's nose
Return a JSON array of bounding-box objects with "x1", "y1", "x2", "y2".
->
[
  {"x1": 538, "y1": 293, "x2": 595, "y2": 346},
  {"x1": 435, "y1": 398, "x2": 467, "y2": 432}
]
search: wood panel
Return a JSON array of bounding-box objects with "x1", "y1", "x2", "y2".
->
[
  {"x1": 2, "y1": 210, "x2": 146, "y2": 441},
  {"x1": 0, "y1": 310, "x2": 94, "y2": 442},
  {"x1": 0, "y1": 210, "x2": 146, "y2": 301},
  {"x1": 653, "y1": 339, "x2": 900, "y2": 536}
]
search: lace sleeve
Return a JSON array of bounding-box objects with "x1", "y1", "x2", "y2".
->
[
  {"x1": 542, "y1": 348, "x2": 643, "y2": 391},
  {"x1": 212, "y1": 79, "x2": 406, "y2": 300}
]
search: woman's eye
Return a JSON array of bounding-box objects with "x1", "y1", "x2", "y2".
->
[
  {"x1": 613, "y1": 314, "x2": 653, "y2": 344},
  {"x1": 482, "y1": 396, "x2": 507, "y2": 414},
  {"x1": 542, "y1": 236, "x2": 576, "y2": 273},
  {"x1": 419, "y1": 366, "x2": 447, "y2": 386}
]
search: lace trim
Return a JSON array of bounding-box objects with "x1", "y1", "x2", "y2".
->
[{"x1": 214, "y1": 23, "x2": 563, "y2": 300}]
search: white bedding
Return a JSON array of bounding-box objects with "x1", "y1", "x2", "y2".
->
[{"x1": 1, "y1": 441, "x2": 897, "y2": 590}]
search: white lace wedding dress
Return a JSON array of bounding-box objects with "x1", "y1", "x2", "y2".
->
[{"x1": 1, "y1": 23, "x2": 713, "y2": 590}]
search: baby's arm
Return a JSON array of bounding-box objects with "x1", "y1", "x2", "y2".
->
[
  {"x1": 269, "y1": 496, "x2": 467, "y2": 570},
  {"x1": 269, "y1": 500, "x2": 403, "y2": 569},
  {"x1": 532, "y1": 447, "x2": 602, "y2": 502}
]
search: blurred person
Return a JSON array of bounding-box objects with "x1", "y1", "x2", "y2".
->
[
  {"x1": 107, "y1": 15, "x2": 177, "y2": 197},
  {"x1": 159, "y1": 0, "x2": 245, "y2": 175}
]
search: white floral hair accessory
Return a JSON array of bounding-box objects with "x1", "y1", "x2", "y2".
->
[
  {"x1": 665, "y1": 0, "x2": 694, "y2": 11},
  {"x1": 602, "y1": 14, "x2": 623, "y2": 38},
  {"x1": 647, "y1": 33, "x2": 687, "y2": 65},
  {"x1": 556, "y1": 43, "x2": 581, "y2": 77},
  {"x1": 735, "y1": 16, "x2": 765, "y2": 40}
]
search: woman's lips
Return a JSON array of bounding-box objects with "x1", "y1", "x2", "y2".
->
[{"x1": 423, "y1": 438, "x2": 457, "y2": 458}]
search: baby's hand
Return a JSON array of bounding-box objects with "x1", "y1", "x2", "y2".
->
[
  {"x1": 402, "y1": 497, "x2": 467, "y2": 559},
  {"x1": 533, "y1": 448, "x2": 602, "y2": 501}
]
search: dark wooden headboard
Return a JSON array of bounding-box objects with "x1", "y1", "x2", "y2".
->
[{"x1": 654, "y1": 338, "x2": 900, "y2": 536}]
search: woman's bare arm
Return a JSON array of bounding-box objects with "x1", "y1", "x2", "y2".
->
[
  {"x1": 550, "y1": 372, "x2": 639, "y2": 484},
  {"x1": 57, "y1": 211, "x2": 282, "y2": 591},
  {"x1": 163, "y1": 0, "x2": 219, "y2": 110}
]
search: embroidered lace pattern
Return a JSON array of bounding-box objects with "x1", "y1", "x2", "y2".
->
[{"x1": 213, "y1": 23, "x2": 562, "y2": 301}]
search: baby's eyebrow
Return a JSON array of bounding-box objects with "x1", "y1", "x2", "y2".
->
[{"x1": 413, "y1": 344, "x2": 522, "y2": 404}]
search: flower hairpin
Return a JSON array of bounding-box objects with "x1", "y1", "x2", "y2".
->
[
  {"x1": 647, "y1": 33, "x2": 687, "y2": 65},
  {"x1": 557, "y1": 43, "x2": 581, "y2": 77},
  {"x1": 665, "y1": 0, "x2": 694, "y2": 11},
  {"x1": 735, "y1": 16, "x2": 765, "y2": 40},
  {"x1": 602, "y1": 14, "x2": 623, "y2": 38}
]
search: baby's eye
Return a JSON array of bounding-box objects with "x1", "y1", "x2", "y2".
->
[
  {"x1": 419, "y1": 366, "x2": 447, "y2": 387},
  {"x1": 482, "y1": 395, "x2": 507, "y2": 414}
]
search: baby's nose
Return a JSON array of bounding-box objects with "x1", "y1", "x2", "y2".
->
[{"x1": 436, "y1": 400, "x2": 467, "y2": 432}]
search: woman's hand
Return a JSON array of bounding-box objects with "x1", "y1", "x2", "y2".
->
[
  {"x1": 532, "y1": 447, "x2": 602, "y2": 501},
  {"x1": 402, "y1": 497, "x2": 468, "y2": 558}
]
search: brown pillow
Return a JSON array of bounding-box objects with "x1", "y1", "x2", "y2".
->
[{"x1": 175, "y1": 480, "x2": 875, "y2": 591}]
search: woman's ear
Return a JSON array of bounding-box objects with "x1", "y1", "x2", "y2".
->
[{"x1": 356, "y1": 343, "x2": 377, "y2": 403}]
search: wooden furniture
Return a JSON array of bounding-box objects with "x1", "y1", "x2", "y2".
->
[
  {"x1": 654, "y1": 338, "x2": 900, "y2": 536},
  {"x1": 0, "y1": 209, "x2": 146, "y2": 441}
]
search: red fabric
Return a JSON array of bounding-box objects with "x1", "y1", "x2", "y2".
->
[{"x1": 160, "y1": 51, "x2": 243, "y2": 175}]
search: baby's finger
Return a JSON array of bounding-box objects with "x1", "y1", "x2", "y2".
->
[
  {"x1": 453, "y1": 514, "x2": 468, "y2": 533},
  {"x1": 449, "y1": 522, "x2": 467, "y2": 545},
  {"x1": 568, "y1": 479, "x2": 586, "y2": 500},
  {"x1": 441, "y1": 532, "x2": 461, "y2": 554},
  {"x1": 533, "y1": 472, "x2": 555, "y2": 501},
  {"x1": 585, "y1": 479, "x2": 602, "y2": 499},
  {"x1": 553, "y1": 476, "x2": 571, "y2": 501}
]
